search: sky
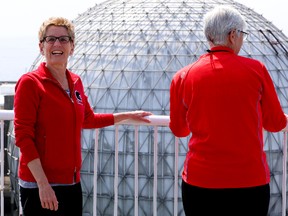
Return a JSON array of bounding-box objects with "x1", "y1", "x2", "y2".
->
[{"x1": 0, "y1": 0, "x2": 287, "y2": 82}]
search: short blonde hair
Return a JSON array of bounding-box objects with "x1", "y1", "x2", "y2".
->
[{"x1": 38, "y1": 17, "x2": 75, "y2": 42}]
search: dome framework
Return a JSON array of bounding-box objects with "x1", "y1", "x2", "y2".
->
[{"x1": 9, "y1": 0, "x2": 288, "y2": 215}]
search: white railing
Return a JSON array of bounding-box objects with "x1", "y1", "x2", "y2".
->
[
  {"x1": 0, "y1": 110, "x2": 14, "y2": 216},
  {"x1": 0, "y1": 110, "x2": 287, "y2": 216},
  {"x1": 93, "y1": 115, "x2": 178, "y2": 216}
]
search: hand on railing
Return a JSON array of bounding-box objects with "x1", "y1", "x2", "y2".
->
[
  {"x1": 115, "y1": 114, "x2": 169, "y2": 126},
  {"x1": 113, "y1": 110, "x2": 152, "y2": 124}
]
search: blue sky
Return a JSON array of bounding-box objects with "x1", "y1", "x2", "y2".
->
[{"x1": 0, "y1": 0, "x2": 286, "y2": 82}]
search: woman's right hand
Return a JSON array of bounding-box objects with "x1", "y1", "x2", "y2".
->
[
  {"x1": 38, "y1": 182, "x2": 59, "y2": 211},
  {"x1": 27, "y1": 158, "x2": 59, "y2": 211}
]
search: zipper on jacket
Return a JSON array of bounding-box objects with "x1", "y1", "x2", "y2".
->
[{"x1": 71, "y1": 81, "x2": 78, "y2": 183}]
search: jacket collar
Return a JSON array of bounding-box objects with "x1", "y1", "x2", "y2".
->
[
  {"x1": 35, "y1": 62, "x2": 79, "y2": 84},
  {"x1": 207, "y1": 46, "x2": 234, "y2": 54}
]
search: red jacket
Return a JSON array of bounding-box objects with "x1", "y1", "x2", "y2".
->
[
  {"x1": 14, "y1": 62, "x2": 114, "y2": 184},
  {"x1": 170, "y1": 46, "x2": 287, "y2": 188}
]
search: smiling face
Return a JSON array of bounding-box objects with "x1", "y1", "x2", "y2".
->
[{"x1": 39, "y1": 25, "x2": 74, "y2": 68}]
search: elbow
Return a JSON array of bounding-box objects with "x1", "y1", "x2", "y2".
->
[{"x1": 169, "y1": 123, "x2": 190, "y2": 137}]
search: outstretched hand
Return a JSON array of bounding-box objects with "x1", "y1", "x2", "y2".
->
[
  {"x1": 128, "y1": 110, "x2": 153, "y2": 123},
  {"x1": 113, "y1": 110, "x2": 153, "y2": 124}
]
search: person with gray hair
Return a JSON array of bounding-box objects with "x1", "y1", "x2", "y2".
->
[
  {"x1": 169, "y1": 5, "x2": 287, "y2": 216},
  {"x1": 204, "y1": 5, "x2": 247, "y2": 47}
]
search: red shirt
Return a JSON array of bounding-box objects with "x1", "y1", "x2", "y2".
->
[
  {"x1": 169, "y1": 46, "x2": 287, "y2": 188},
  {"x1": 14, "y1": 62, "x2": 114, "y2": 184}
]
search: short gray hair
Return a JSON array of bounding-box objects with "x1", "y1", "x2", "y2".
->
[{"x1": 203, "y1": 5, "x2": 247, "y2": 45}]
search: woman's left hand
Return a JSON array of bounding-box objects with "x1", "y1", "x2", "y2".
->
[
  {"x1": 128, "y1": 110, "x2": 153, "y2": 123},
  {"x1": 113, "y1": 110, "x2": 153, "y2": 123}
]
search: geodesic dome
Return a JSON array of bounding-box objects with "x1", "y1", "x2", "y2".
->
[{"x1": 7, "y1": 0, "x2": 288, "y2": 215}]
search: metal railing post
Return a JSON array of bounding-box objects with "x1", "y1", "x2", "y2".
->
[
  {"x1": 0, "y1": 120, "x2": 4, "y2": 216},
  {"x1": 134, "y1": 125, "x2": 139, "y2": 216},
  {"x1": 93, "y1": 129, "x2": 99, "y2": 216},
  {"x1": 282, "y1": 131, "x2": 287, "y2": 216},
  {"x1": 174, "y1": 137, "x2": 179, "y2": 216},
  {"x1": 153, "y1": 126, "x2": 158, "y2": 216},
  {"x1": 113, "y1": 125, "x2": 119, "y2": 216}
]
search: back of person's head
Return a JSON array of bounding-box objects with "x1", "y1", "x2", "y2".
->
[
  {"x1": 38, "y1": 17, "x2": 75, "y2": 43},
  {"x1": 203, "y1": 5, "x2": 246, "y2": 46}
]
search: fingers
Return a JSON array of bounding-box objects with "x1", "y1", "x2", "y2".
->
[
  {"x1": 134, "y1": 110, "x2": 153, "y2": 116},
  {"x1": 132, "y1": 110, "x2": 153, "y2": 123},
  {"x1": 140, "y1": 117, "x2": 151, "y2": 123},
  {"x1": 41, "y1": 199, "x2": 59, "y2": 211},
  {"x1": 114, "y1": 110, "x2": 153, "y2": 124},
  {"x1": 41, "y1": 197, "x2": 58, "y2": 211},
  {"x1": 39, "y1": 184, "x2": 59, "y2": 211}
]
